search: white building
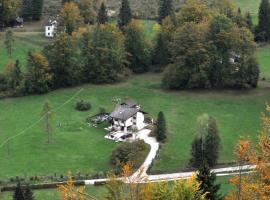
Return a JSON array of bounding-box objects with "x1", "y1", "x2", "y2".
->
[
  {"x1": 109, "y1": 99, "x2": 147, "y2": 133},
  {"x1": 45, "y1": 20, "x2": 57, "y2": 38}
]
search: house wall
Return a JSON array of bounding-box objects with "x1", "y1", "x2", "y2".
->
[
  {"x1": 112, "y1": 112, "x2": 145, "y2": 132},
  {"x1": 45, "y1": 25, "x2": 55, "y2": 37},
  {"x1": 136, "y1": 112, "x2": 145, "y2": 130}
]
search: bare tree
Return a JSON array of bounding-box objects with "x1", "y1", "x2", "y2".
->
[{"x1": 41, "y1": 101, "x2": 53, "y2": 144}]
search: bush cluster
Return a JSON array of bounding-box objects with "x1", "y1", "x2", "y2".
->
[{"x1": 75, "y1": 100, "x2": 91, "y2": 111}]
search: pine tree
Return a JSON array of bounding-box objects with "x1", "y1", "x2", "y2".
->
[
  {"x1": 158, "y1": 0, "x2": 174, "y2": 24},
  {"x1": 155, "y1": 111, "x2": 167, "y2": 142},
  {"x1": 245, "y1": 12, "x2": 253, "y2": 31},
  {"x1": 24, "y1": 184, "x2": 34, "y2": 200},
  {"x1": 32, "y1": 0, "x2": 43, "y2": 20},
  {"x1": 97, "y1": 2, "x2": 108, "y2": 24},
  {"x1": 118, "y1": 0, "x2": 132, "y2": 29},
  {"x1": 197, "y1": 160, "x2": 222, "y2": 200},
  {"x1": 256, "y1": 0, "x2": 270, "y2": 41},
  {"x1": 22, "y1": 0, "x2": 33, "y2": 20},
  {"x1": 13, "y1": 183, "x2": 25, "y2": 200},
  {"x1": 7, "y1": 60, "x2": 22, "y2": 90}
]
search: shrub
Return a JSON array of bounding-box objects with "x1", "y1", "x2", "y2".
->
[
  {"x1": 75, "y1": 100, "x2": 91, "y2": 111},
  {"x1": 110, "y1": 140, "x2": 150, "y2": 174},
  {"x1": 99, "y1": 107, "x2": 106, "y2": 114}
]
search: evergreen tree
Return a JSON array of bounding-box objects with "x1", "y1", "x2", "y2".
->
[
  {"x1": 245, "y1": 12, "x2": 253, "y2": 31},
  {"x1": 22, "y1": 0, "x2": 33, "y2": 20},
  {"x1": 155, "y1": 111, "x2": 167, "y2": 142},
  {"x1": 97, "y1": 2, "x2": 108, "y2": 24},
  {"x1": 13, "y1": 183, "x2": 25, "y2": 200},
  {"x1": 7, "y1": 60, "x2": 22, "y2": 90},
  {"x1": 118, "y1": 0, "x2": 132, "y2": 29},
  {"x1": 32, "y1": 0, "x2": 43, "y2": 20},
  {"x1": 197, "y1": 160, "x2": 222, "y2": 200},
  {"x1": 124, "y1": 19, "x2": 150, "y2": 73},
  {"x1": 24, "y1": 184, "x2": 34, "y2": 200},
  {"x1": 158, "y1": 0, "x2": 174, "y2": 24},
  {"x1": 256, "y1": 0, "x2": 270, "y2": 41}
]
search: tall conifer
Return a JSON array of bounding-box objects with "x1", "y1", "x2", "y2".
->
[
  {"x1": 32, "y1": 0, "x2": 43, "y2": 20},
  {"x1": 97, "y1": 2, "x2": 108, "y2": 24},
  {"x1": 197, "y1": 160, "x2": 222, "y2": 200},
  {"x1": 118, "y1": 0, "x2": 132, "y2": 28},
  {"x1": 256, "y1": 0, "x2": 270, "y2": 41},
  {"x1": 158, "y1": 0, "x2": 174, "y2": 24}
]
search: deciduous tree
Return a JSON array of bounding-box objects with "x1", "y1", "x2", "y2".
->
[
  {"x1": 124, "y1": 19, "x2": 150, "y2": 73},
  {"x1": 80, "y1": 24, "x2": 127, "y2": 84},
  {"x1": 41, "y1": 101, "x2": 53, "y2": 144},
  {"x1": 59, "y1": 2, "x2": 83, "y2": 35},
  {"x1": 4, "y1": 28, "x2": 14, "y2": 58},
  {"x1": 190, "y1": 114, "x2": 221, "y2": 168},
  {"x1": 25, "y1": 52, "x2": 52, "y2": 94},
  {"x1": 44, "y1": 32, "x2": 80, "y2": 87}
]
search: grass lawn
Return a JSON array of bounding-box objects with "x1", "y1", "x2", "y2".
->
[
  {"x1": 235, "y1": 0, "x2": 259, "y2": 24},
  {"x1": 0, "y1": 73, "x2": 269, "y2": 178},
  {"x1": 0, "y1": 32, "x2": 50, "y2": 71},
  {"x1": 256, "y1": 44, "x2": 270, "y2": 80}
]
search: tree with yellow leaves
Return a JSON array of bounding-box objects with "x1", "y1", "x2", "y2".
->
[
  {"x1": 58, "y1": 172, "x2": 96, "y2": 200},
  {"x1": 105, "y1": 162, "x2": 206, "y2": 200},
  {"x1": 226, "y1": 105, "x2": 270, "y2": 200},
  {"x1": 25, "y1": 52, "x2": 53, "y2": 94},
  {"x1": 59, "y1": 2, "x2": 83, "y2": 35}
]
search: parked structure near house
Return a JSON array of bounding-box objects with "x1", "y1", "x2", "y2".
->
[
  {"x1": 45, "y1": 19, "x2": 57, "y2": 38},
  {"x1": 107, "y1": 9, "x2": 116, "y2": 17},
  {"x1": 109, "y1": 99, "x2": 147, "y2": 133},
  {"x1": 11, "y1": 17, "x2": 24, "y2": 28}
]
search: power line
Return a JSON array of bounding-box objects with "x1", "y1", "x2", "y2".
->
[{"x1": 0, "y1": 88, "x2": 84, "y2": 149}]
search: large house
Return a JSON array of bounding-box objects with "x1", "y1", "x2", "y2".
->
[
  {"x1": 109, "y1": 99, "x2": 146, "y2": 133},
  {"x1": 45, "y1": 19, "x2": 57, "y2": 38}
]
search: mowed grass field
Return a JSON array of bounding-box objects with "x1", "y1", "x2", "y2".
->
[
  {"x1": 0, "y1": 73, "x2": 269, "y2": 177},
  {"x1": 235, "y1": 0, "x2": 259, "y2": 24}
]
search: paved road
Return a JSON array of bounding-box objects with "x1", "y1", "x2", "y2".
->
[{"x1": 85, "y1": 129, "x2": 257, "y2": 185}]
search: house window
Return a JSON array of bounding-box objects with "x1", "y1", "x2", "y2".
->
[
  {"x1": 48, "y1": 27, "x2": 50, "y2": 30},
  {"x1": 133, "y1": 122, "x2": 136, "y2": 125},
  {"x1": 48, "y1": 33, "x2": 50, "y2": 36}
]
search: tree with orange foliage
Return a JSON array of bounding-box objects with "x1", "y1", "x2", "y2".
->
[
  {"x1": 58, "y1": 172, "x2": 97, "y2": 200},
  {"x1": 25, "y1": 52, "x2": 53, "y2": 94},
  {"x1": 226, "y1": 105, "x2": 270, "y2": 200},
  {"x1": 105, "y1": 162, "x2": 206, "y2": 200}
]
